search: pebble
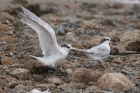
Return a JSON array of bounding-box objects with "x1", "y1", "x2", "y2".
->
[
  {"x1": 75, "y1": 29, "x2": 86, "y2": 35},
  {"x1": 125, "y1": 86, "x2": 140, "y2": 93},
  {"x1": 135, "y1": 82, "x2": 140, "y2": 87},
  {"x1": 132, "y1": 4, "x2": 140, "y2": 12},
  {"x1": 59, "y1": 84, "x2": 72, "y2": 92},
  {"x1": 101, "y1": 19, "x2": 115, "y2": 26},
  {"x1": 39, "y1": 3, "x2": 57, "y2": 13},
  {"x1": 66, "y1": 68, "x2": 73, "y2": 76},
  {"x1": 86, "y1": 86, "x2": 98, "y2": 92},
  {"x1": 70, "y1": 82, "x2": 85, "y2": 89},
  {"x1": 0, "y1": 12, "x2": 15, "y2": 21},
  {"x1": 35, "y1": 83, "x2": 55, "y2": 89},
  {"x1": 5, "y1": 77, "x2": 17, "y2": 82},
  {"x1": 7, "y1": 81, "x2": 18, "y2": 88},
  {"x1": 88, "y1": 29, "x2": 99, "y2": 36},
  {"x1": 121, "y1": 70, "x2": 131, "y2": 75},
  {"x1": 57, "y1": 25, "x2": 66, "y2": 35},
  {"x1": 47, "y1": 77, "x2": 62, "y2": 85},
  {"x1": 81, "y1": 21, "x2": 96, "y2": 30},
  {"x1": 68, "y1": 22, "x2": 80, "y2": 28},
  {"x1": 137, "y1": 13, "x2": 140, "y2": 18}
]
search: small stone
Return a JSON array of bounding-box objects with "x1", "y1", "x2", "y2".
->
[
  {"x1": 71, "y1": 68, "x2": 103, "y2": 84},
  {"x1": 47, "y1": 77, "x2": 62, "y2": 85},
  {"x1": 66, "y1": 68, "x2": 73, "y2": 76},
  {"x1": 112, "y1": 3, "x2": 123, "y2": 9},
  {"x1": 70, "y1": 82, "x2": 85, "y2": 89},
  {"x1": 125, "y1": 86, "x2": 140, "y2": 93},
  {"x1": 101, "y1": 19, "x2": 115, "y2": 26},
  {"x1": 88, "y1": 30, "x2": 99, "y2": 36},
  {"x1": 81, "y1": 21, "x2": 96, "y2": 30},
  {"x1": 58, "y1": 25, "x2": 66, "y2": 35},
  {"x1": 75, "y1": 29, "x2": 86, "y2": 35},
  {"x1": 10, "y1": 68, "x2": 30, "y2": 79},
  {"x1": 132, "y1": 4, "x2": 140, "y2": 12},
  {"x1": 96, "y1": 73, "x2": 134, "y2": 91},
  {"x1": 59, "y1": 84, "x2": 72, "y2": 92},
  {"x1": 65, "y1": 4, "x2": 74, "y2": 8},
  {"x1": 39, "y1": 4, "x2": 57, "y2": 13},
  {"x1": 35, "y1": 83, "x2": 55, "y2": 89},
  {"x1": 135, "y1": 82, "x2": 140, "y2": 87},
  {"x1": 86, "y1": 86, "x2": 98, "y2": 92},
  {"x1": 14, "y1": 85, "x2": 28, "y2": 91},
  {"x1": 0, "y1": 12, "x2": 15, "y2": 21},
  {"x1": 67, "y1": 22, "x2": 80, "y2": 28},
  {"x1": 121, "y1": 70, "x2": 131, "y2": 75},
  {"x1": 7, "y1": 81, "x2": 18, "y2": 88},
  {"x1": 5, "y1": 77, "x2": 17, "y2": 82},
  {"x1": 88, "y1": 8, "x2": 98, "y2": 14}
]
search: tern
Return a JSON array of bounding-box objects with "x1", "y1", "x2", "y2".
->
[
  {"x1": 71, "y1": 37, "x2": 111, "y2": 67},
  {"x1": 17, "y1": 6, "x2": 72, "y2": 67},
  {"x1": 31, "y1": 89, "x2": 50, "y2": 93}
]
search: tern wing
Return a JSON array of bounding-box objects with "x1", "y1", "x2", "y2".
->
[
  {"x1": 87, "y1": 45, "x2": 110, "y2": 57},
  {"x1": 17, "y1": 6, "x2": 61, "y2": 57}
]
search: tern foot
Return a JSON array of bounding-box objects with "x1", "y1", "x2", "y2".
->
[
  {"x1": 55, "y1": 67, "x2": 67, "y2": 76},
  {"x1": 98, "y1": 61, "x2": 106, "y2": 68}
]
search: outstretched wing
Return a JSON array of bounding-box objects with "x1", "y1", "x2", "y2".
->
[{"x1": 17, "y1": 6, "x2": 61, "y2": 57}]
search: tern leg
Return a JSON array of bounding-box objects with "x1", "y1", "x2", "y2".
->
[
  {"x1": 98, "y1": 60, "x2": 105, "y2": 68},
  {"x1": 54, "y1": 64, "x2": 67, "y2": 75}
]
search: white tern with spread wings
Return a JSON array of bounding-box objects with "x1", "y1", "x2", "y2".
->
[{"x1": 17, "y1": 6, "x2": 72, "y2": 67}]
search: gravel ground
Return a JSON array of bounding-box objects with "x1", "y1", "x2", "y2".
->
[{"x1": 0, "y1": 0, "x2": 140, "y2": 93}]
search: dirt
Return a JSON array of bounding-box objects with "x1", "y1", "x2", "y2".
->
[{"x1": 0, "y1": 0, "x2": 140, "y2": 93}]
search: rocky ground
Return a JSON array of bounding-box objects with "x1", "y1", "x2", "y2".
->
[{"x1": 0, "y1": 0, "x2": 140, "y2": 93}]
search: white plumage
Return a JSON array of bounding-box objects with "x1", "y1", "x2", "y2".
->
[
  {"x1": 71, "y1": 37, "x2": 111, "y2": 67},
  {"x1": 17, "y1": 6, "x2": 72, "y2": 67},
  {"x1": 30, "y1": 89, "x2": 51, "y2": 93}
]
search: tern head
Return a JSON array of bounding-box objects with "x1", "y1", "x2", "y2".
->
[
  {"x1": 100, "y1": 37, "x2": 111, "y2": 44},
  {"x1": 61, "y1": 43, "x2": 72, "y2": 50}
]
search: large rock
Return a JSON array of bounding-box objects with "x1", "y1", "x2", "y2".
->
[
  {"x1": 96, "y1": 73, "x2": 134, "y2": 91},
  {"x1": 10, "y1": 68, "x2": 30, "y2": 80},
  {"x1": 120, "y1": 31, "x2": 140, "y2": 52},
  {"x1": 71, "y1": 68, "x2": 103, "y2": 84}
]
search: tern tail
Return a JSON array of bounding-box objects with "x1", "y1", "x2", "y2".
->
[
  {"x1": 29, "y1": 55, "x2": 55, "y2": 67},
  {"x1": 71, "y1": 47, "x2": 92, "y2": 54}
]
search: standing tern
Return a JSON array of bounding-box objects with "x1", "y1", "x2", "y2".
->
[
  {"x1": 71, "y1": 37, "x2": 111, "y2": 67},
  {"x1": 17, "y1": 6, "x2": 72, "y2": 67}
]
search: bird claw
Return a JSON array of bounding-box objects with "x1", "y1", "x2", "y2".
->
[{"x1": 98, "y1": 61, "x2": 106, "y2": 68}]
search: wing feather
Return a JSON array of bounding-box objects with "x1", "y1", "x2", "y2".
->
[
  {"x1": 17, "y1": 6, "x2": 61, "y2": 56},
  {"x1": 88, "y1": 45, "x2": 110, "y2": 57}
]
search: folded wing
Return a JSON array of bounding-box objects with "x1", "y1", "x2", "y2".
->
[{"x1": 87, "y1": 45, "x2": 110, "y2": 57}]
